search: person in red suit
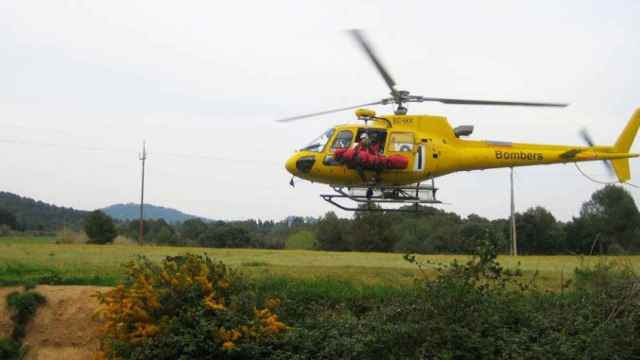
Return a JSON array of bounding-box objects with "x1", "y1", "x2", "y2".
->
[{"x1": 352, "y1": 133, "x2": 370, "y2": 181}]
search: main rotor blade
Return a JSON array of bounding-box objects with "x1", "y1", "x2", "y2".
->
[
  {"x1": 418, "y1": 97, "x2": 568, "y2": 107},
  {"x1": 603, "y1": 160, "x2": 615, "y2": 177},
  {"x1": 275, "y1": 100, "x2": 383, "y2": 122},
  {"x1": 348, "y1": 29, "x2": 398, "y2": 97},
  {"x1": 579, "y1": 128, "x2": 595, "y2": 147}
]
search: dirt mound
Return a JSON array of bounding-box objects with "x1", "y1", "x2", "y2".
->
[
  {"x1": 0, "y1": 287, "x2": 15, "y2": 338},
  {"x1": 0, "y1": 285, "x2": 109, "y2": 360}
]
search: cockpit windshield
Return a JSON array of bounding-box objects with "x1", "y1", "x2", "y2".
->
[{"x1": 300, "y1": 128, "x2": 334, "y2": 152}]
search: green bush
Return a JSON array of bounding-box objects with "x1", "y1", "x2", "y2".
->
[
  {"x1": 84, "y1": 210, "x2": 117, "y2": 244},
  {"x1": 251, "y1": 243, "x2": 640, "y2": 359},
  {"x1": 0, "y1": 337, "x2": 24, "y2": 360},
  {"x1": 7, "y1": 290, "x2": 46, "y2": 341}
]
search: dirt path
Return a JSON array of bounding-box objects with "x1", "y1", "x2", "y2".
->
[{"x1": 0, "y1": 285, "x2": 109, "y2": 360}]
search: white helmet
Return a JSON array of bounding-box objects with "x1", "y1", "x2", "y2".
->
[{"x1": 360, "y1": 133, "x2": 369, "y2": 140}]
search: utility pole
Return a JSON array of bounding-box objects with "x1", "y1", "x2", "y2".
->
[
  {"x1": 510, "y1": 167, "x2": 518, "y2": 256},
  {"x1": 138, "y1": 141, "x2": 147, "y2": 245}
]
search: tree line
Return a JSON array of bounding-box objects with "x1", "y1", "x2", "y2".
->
[
  {"x1": 1, "y1": 185, "x2": 639, "y2": 254},
  {"x1": 79, "y1": 214, "x2": 315, "y2": 249},
  {"x1": 314, "y1": 185, "x2": 640, "y2": 254}
]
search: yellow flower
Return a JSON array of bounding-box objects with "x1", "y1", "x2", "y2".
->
[
  {"x1": 92, "y1": 350, "x2": 107, "y2": 360},
  {"x1": 222, "y1": 341, "x2": 236, "y2": 350},
  {"x1": 160, "y1": 271, "x2": 171, "y2": 283},
  {"x1": 199, "y1": 264, "x2": 209, "y2": 276},
  {"x1": 269, "y1": 321, "x2": 287, "y2": 333},
  {"x1": 266, "y1": 298, "x2": 281, "y2": 310},
  {"x1": 195, "y1": 275, "x2": 213, "y2": 293},
  {"x1": 204, "y1": 295, "x2": 225, "y2": 311},
  {"x1": 254, "y1": 308, "x2": 270, "y2": 318}
]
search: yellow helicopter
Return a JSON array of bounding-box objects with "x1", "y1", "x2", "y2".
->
[{"x1": 279, "y1": 30, "x2": 640, "y2": 211}]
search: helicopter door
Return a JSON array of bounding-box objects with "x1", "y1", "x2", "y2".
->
[{"x1": 387, "y1": 132, "x2": 416, "y2": 171}]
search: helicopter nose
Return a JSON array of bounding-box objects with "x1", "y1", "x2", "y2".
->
[
  {"x1": 285, "y1": 153, "x2": 316, "y2": 176},
  {"x1": 285, "y1": 155, "x2": 298, "y2": 175}
]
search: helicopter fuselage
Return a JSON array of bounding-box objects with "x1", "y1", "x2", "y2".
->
[{"x1": 285, "y1": 111, "x2": 640, "y2": 186}]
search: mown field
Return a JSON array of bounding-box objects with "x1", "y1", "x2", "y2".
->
[{"x1": 1, "y1": 235, "x2": 639, "y2": 290}]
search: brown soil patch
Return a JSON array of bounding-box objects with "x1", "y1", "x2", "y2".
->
[
  {"x1": 0, "y1": 285, "x2": 110, "y2": 360},
  {"x1": 0, "y1": 287, "x2": 18, "y2": 338}
]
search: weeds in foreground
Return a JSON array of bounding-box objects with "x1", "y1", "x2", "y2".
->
[{"x1": 258, "y1": 243, "x2": 640, "y2": 359}]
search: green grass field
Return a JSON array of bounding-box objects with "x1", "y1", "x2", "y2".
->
[{"x1": 1, "y1": 235, "x2": 639, "y2": 290}]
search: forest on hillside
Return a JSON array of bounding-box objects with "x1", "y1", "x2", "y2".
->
[{"x1": 0, "y1": 192, "x2": 88, "y2": 231}]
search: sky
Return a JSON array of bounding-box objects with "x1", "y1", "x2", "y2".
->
[{"x1": 0, "y1": 1, "x2": 639, "y2": 221}]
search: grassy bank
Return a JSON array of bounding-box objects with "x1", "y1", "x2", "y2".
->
[{"x1": 1, "y1": 236, "x2": 639, "y2": 290}]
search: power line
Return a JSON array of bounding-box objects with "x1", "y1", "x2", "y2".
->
[
  {"x1": 0, "y1": 136, "x2": 133, "y2": 154},
  {"x1": 0, "y1": 136, "x2": 281, "y2": 166}
]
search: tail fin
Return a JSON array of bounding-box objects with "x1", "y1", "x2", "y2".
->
[
  {"x1": 611, "y1": 159, "x2": 631, "y2": 182},
  {"x1": 612, "y1": 108, "x2": 640, "y2": 182},
  {"x1": 614, "y1": 108, "x2": 640, "y2": 152}
]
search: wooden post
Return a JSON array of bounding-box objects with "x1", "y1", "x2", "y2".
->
[
  {"x1": 510, "y1": 167, "x2": 517, "y2": 256},
  {"x1": 139, "y1": 141, "x2": 147, "y2": 245}
]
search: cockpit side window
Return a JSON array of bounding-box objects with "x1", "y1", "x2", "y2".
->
[
  {"x1": 301, "y1": 128, "x2": 335, "y2": 152},
  {"x1": 389, "y1": 132, "x2": 415, "y2": 152},
  {"x1": 331, "y1": 130, "x2": 354, "y2": 150}
]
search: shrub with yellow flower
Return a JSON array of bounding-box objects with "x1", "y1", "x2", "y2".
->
[{"x1": 93, "y1": 254, "x2": 287, "y2": 359}]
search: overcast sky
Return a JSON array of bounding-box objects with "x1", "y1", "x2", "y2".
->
[{"x1": 1, "y1": 1, "x2": 639, "y2": 221}]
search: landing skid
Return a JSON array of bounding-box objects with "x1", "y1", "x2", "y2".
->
[{"x1": 320, "y1": 183, "x2": 442, "y2": 212}]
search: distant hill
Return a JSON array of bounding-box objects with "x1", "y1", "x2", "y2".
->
[
  {"x1": 102, "y1": 203, "x2": 206, "y2": 223},
  {"x1": 0, "y1": 191, "x2": 88, "y2": 231}
]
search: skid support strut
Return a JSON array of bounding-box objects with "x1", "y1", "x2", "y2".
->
[{"x1": 320, "y1": 183, "x2": 441, "y2": 212}]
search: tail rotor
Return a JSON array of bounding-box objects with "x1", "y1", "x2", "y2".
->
[{"x1": 579, "y1": 128, "x2": 615, "y2": 177}]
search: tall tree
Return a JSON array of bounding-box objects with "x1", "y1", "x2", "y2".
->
[
  {"x1": 316, "y1": 212, "x2": 350, "y2": 251},
  {"x1": 460, "y1": 220, "x2": 499, "y2": 254},
  {"x1": 198, "y1": 222, "x2": 252, "y2": 248},
  {"x1": 516, "y1": 206, "x2": 564, "y2": 254},
  {"x1": 84, "y1": 210, "x2": 117, "y2": 244},
  {"x1": 350, "y1": 205, "x2": 398, "y2": 252},
  {"x1": 393, "y1": 218, "x2": 434, "y2": 253},
  {"x1": 179, "y1": 218, "x2": 208, "y2": 242},
  {"x1": 579, "y1": 185, "x2": 640, "y2": 253}
]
